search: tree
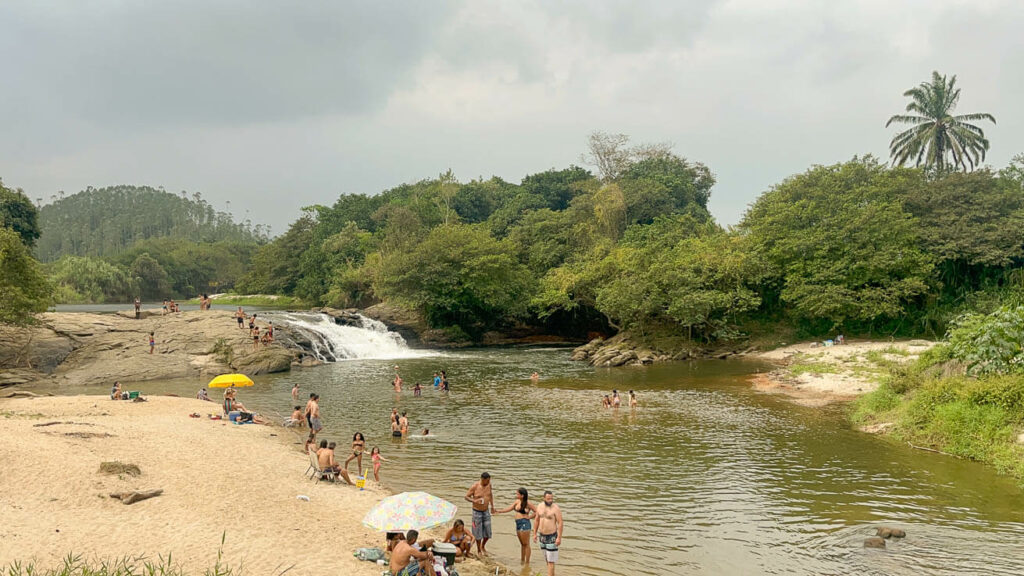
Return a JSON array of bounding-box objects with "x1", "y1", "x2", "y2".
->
[
  {"x1": 0, "y1": 180, "x2": 41, "y2": 247},
  {"x1": 886, "y1": 71, "x2": 996, "y2": 172},
  {"x1": 48, "y1": 256, "x2": 134, "y2": 303},
  {"x1": 741, "y1": 158, "x2": 934, "y2": 331},
  {"x1": 581, "y1": 132, "x2": 674, "y2": 181},
  {"x1": 0, "y1": 227, "x2": 52, "y2": 325},
  {"x1": 130, "y1": 253, "x2": 170, "y2": 300},
  {"x1": 374, "y1": 224, "x2": 534, "y2": 333}
]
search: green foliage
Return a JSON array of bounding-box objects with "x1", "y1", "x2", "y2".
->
[
  {"x1": 36, "y1": 185, "x2": 267, "y2": 262},
  {"x1": 946, "y1": 305, "x2": 1024, "y2": 376},
  {"x1": 129, "y1": 253, "x2": 171, "y2": 301},
  {"x1": 742, "y1": 157, "x2": 934, "y2": 331},
  {"x1": 0, "y1": 180, "x2": 41, "y2": 247},
  {"x1": 886, "y1": 71, "x2": 996, "y2": 172},
  {"x1": 374, "y1": 224, "x2": 534, "y2": 333},
  {"x1": 0, "y1": 227, "x2": 52, "y2": 325},
  {"x1": 47, "y1": 256, "x2": 135, "y2": 303}
]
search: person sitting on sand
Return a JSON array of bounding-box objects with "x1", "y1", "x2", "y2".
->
[
  {"x1": 196, "y1": 388, "x2": 212, "y2": 402},
  {"x1": 443, "y1": 519, "x2": 475, "y2": 560},
  {"x1": 391, "y1": 530, "x2": 435, "y2": 576},
  {"x1": 110, "y1": 381, "x2": 122, "y2": 400},
  {"x1": 319, "y1": 441, "x2": 352, "y2": 483}
]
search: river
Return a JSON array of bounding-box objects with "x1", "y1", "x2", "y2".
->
[{"x1": 51, "y1": 347, "x2": 1024, "y2": 575}]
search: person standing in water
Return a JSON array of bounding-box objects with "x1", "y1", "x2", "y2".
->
[
  {"x1": 433, "y1": 372, "x2": 441, "y2": 388},
  {"x1": 465, "y1": 472, "x2": 495, "y2": 556},
  {"x1": 304, "y1": 393, "x2": 321, "y2": 451},
  {"x1": 496, "y1": 487, "x2": 537, "y2": 564},
  {"x1": 533, "y1": 491, "x2": 564, "y2": 576},
  {"x1": 629, "y1": 390, "x2": 638, "y2": 408},
  {"x1": 530, "y1": 372, "x2": 539, "y2": 382},
  {"x1": 291, "y1": 383, "x2": 300, "y2": 400},
  {"x1": 399, "y1": 411, "x2": 409, "y2": 437},
  {"x1": 612, "y1": 390, "x2": 621, "y2": 408}
]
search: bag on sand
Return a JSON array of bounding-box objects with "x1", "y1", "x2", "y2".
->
[{"x1": 354, "y1": 547, "x2": 385, "y2": 562}]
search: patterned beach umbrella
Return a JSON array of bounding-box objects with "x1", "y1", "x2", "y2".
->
[{"x1": 362, "y1": 491, "x2": 457, "y2": 532}]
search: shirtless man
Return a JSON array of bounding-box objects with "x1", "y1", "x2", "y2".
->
[
  {"x1": 533, "y1": 491, "x2": 564, "y2": 576},
  {"x1": 304, "y1": 393, "x2": 321, "y2": 451},
  {"x1": 465, "y1": 472, "x2": 495, "y2": 555},
  {"x1": 390, "y1": 529, "x2": 434, "y2": 576},
  {"x1": 291, "y1": 383, "x2": 300, "y2": 400},
  {"x1": 235, "y1": 306, "x2": 246, "y2": 329},
  {"x1": 318, "y1": 441, "x2": 351, "y2": 484}
]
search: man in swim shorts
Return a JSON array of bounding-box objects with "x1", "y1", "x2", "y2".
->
[
  {"x1": 465, "y1": 472, "x2": 495, "y2": 555},
  {"x1": 533, "y1": 490, "x2": 564, "y2": 576},
  {"x1": 304, "y1": 393, "x2": 321, "y2": 450}
]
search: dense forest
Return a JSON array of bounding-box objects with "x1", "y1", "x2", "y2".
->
[
  {"x1": 28, "y1": 186, "x2": 267, "y2": 302},
  {"x1": 233, "y1": 135, "x2": 1024, "y2": 344}
]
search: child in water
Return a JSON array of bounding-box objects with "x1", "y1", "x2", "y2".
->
[
  {"x1": 413, "y1": 382, "x2": 422, "y2": 396},
  {"x1": 370, "y1": 446, "x2": 388, "y2": 481}
]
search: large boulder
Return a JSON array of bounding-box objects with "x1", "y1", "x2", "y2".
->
[
  {"x1": 231, "y1": 348, "x2": 294, "y2": 375},
  {"x1": 0, "y1": 325, "x2": 74, "y2": 373}
]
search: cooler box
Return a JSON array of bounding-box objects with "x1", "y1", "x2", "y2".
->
[
  {"x1": 432, "y1": 543, "x2": 457, "y2": 567},
  {"x1": 128, "y1": 391, "x2": 140, "y2": 399}
]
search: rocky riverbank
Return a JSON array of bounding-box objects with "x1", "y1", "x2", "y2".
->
[
  {"x1": 570, "y1": 331, "x2": 758, "y2": 367},
  {"x1": 0, "y1": 310, "x2": 297, "y2": 388}
]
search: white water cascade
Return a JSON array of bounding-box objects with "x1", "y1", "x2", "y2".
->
[{"x1": 269, "y1": 311, "x2": 433, "y2": 362}]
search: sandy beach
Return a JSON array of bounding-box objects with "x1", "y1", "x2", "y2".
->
[
  {"x1": 749, "y1": 339, "x2": 934, "y2": 406},
  {"x1": 0, "y1": 395, "x2": 491, "y2": 575}
]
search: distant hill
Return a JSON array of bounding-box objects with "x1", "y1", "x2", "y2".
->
[{"x1": 36, "y1": 185, "x2": 267, "y2": 261}]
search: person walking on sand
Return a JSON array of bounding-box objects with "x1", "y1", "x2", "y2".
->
[
  {"x1": 496, "y1": 487, "x2": 538, "y2": 564},
  {"x1": 291, "y1": 383, "x2": 300, "y2": 400},
  {"x1": 235, "y1": 306, "x2": 246, "y2": 329},
  {"x1": 370, "y1": 446, "x2": 388, "y2": 481},
  {"x1": 134, "y1": 297, "x2": 141, "y2": 319},
  {"x1": 344, "y1": 432, "x2": 365, "y2": 473},
  {"x1": 533, "y1": 491, "x2": 564, "y2": 576},
  {"x1": 148, "y1": 332, "x2": 155, "y2": 354},
  {"x1": 465, "y1": 472, "x2": 495, "y2": 556}
]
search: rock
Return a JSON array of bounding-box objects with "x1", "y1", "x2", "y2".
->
[
  {"x1": 0, "y1": 325, "x2": 74, "y2": 373},
  {"x1": 864, "y1": 536, "x2": 887, "y2": 548},
  {"x1": 318, "y1": 307, "x2": 364, "y2": 327},
  {"x1": 231, "y1": 348, "x2": 294, "y2": 375},
  {"x1": 1017, "y1": 432, "x2": 1024, "y2": 445},
  {"x1": 889, "y1": 528, "x2": 906, "y2": 538},
  {"x1": 115, "y1": 310, "x2": 162, "y2": 320},
  {"x1": 569, "y1": 349, "x2": 590, "y2": 361},
  {"x1": 608, "y1": 351, "x2": 637, "y2": 367},
  {"x1": 876, "y1": 527, "x2": 892, "y2": 538}
]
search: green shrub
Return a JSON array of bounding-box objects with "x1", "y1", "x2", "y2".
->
[
  {"x1": 947, "y1": 305, "x2": 1024, "y2": 375},
  {"x1": 852, "y1": 382, "x2": 900, "y2": 424}
]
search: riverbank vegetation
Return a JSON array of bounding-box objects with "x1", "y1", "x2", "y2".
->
[{"x1": 854, "y1": 305, "x2": 1024, "y2": 482}]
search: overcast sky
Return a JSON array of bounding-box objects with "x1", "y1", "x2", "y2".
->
[{"x1": 2, "y1": 0, "x2": 1021, "y2": 233}]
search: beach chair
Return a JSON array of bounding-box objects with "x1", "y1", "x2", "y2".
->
[{"x1": 307, "y1": 449, "x2": 336, "y2": 484}]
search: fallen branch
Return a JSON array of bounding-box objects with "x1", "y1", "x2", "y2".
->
[
  {"x1": 33, "y1": 421, "x2": 95, "y2": 427},
  {"x1": 907, "y1": 441, "x2": 954, "y2": 457},
  {"x1": 109, "y1": 489, "x2": 163, "y2": 505}
]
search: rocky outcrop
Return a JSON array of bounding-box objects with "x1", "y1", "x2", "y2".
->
[
  {"x1": 360, "y1": 302, "x2": 430, "y2": 345},
  {"x1": 570, "y1": 333, "x2": 675, "y2": 367},
  {"x1": 0, "y1": 310, "x2": 296, "y2": 388}
]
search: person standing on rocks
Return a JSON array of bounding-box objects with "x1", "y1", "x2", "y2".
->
[
  {"x1": 533, "y1": 491, "x2": 564, "y2": 576},
  {"x1": 465, "y1": 472, "x2": 495, "y2": 556},
  {"x1": 235, "y1": 306, "x2": 246, "y2": 329}
]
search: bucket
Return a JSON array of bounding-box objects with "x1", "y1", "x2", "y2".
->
[{"x1": 432, "y1": 542, "x2": 457, "y2": 567}]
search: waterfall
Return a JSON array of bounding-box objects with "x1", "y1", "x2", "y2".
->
[{"x1": 268, "y1": 311, "x2": 433, "y2": 362}]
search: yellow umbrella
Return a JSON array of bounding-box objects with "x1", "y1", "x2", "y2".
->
[{"x1": 208, "y1": 373, "x2": 254, "y2": 388}]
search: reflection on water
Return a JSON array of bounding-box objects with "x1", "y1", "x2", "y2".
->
[{"x1": 53, "y1": 349, "x2": 1024, "y2": 575}]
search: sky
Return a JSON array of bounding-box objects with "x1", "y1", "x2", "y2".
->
[{"x1": 2, "y1": 0, "x2": 1022, "y2": 234}]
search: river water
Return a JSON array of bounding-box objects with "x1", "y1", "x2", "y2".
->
[{"x1": 54, "y1": 347, "x2": 1024, "y2": 575}]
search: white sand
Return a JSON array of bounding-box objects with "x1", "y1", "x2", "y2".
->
[
  {"x1": 750, "y1": 339, "x2": 934, "y2": 406},
  {"x1": 0, "y1": 395, "x2": 489, "y2": 575}
]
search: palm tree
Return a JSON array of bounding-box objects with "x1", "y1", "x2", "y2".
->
[{"x1": 886, "y1": 71, "x2": 995, "y2": 172}]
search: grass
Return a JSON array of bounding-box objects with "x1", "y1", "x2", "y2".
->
[
  {"x1": 3, "y1": 535, "x2": 255, "y2": 576},
  {"x1": 852, "y1": 355, "x2": 1024, "y2": 484},
  {"x1": 788, "y1": 361, "x2": 839, "y2": 376}
]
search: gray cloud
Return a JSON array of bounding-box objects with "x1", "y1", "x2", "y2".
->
[{"x1": 1, "y1": 0, "x2": 1022, "y2": 232}]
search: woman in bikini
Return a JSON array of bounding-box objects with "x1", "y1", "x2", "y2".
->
[
  {"x1": 442, "y1": 519, "x2": 475, "y2": 559},
  {"x1": 369, "y1": 446, "x2": 388, "y2": 481},
  {"x1": 495, "y1": 487, "x2": 537, "y2": 564},
  {"x1": 344, "y1": 432, "x2": 366, "y2": 473}
]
